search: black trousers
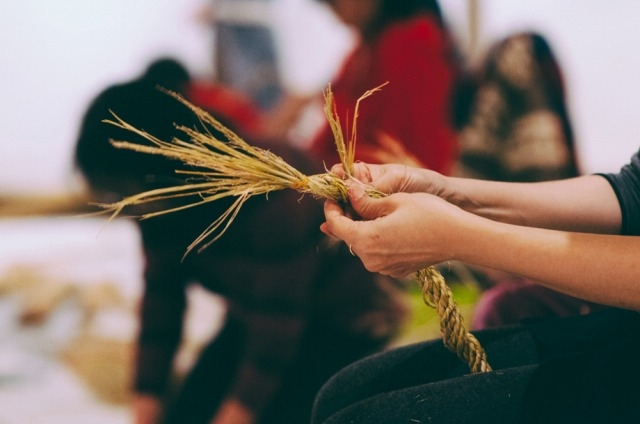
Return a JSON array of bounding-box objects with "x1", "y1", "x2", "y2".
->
[{"x1": 312, "y1": 309, "x2": 640, "y2": 424}]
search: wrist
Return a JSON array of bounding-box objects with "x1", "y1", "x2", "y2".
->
[{"x1": 423, "y1": 169, "x2": 454, "y2": 202}]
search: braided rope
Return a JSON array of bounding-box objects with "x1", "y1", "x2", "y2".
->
[
  {"x1": 417, "y1": 267, "x2": 491, "y2": 373},
  {"x1": 105, "y1": 88, "x2": 492, "y2": 374}
]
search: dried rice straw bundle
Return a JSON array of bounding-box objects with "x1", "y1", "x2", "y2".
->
[{"x1": 100, "y1": 85, "x2": 490, "y2": 373}]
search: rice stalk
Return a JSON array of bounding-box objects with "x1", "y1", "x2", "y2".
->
[{"x1": 99, "y1": 85, "x2": 490, "y2": 373}]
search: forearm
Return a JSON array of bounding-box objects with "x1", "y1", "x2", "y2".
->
[
  {"x1": 441, "y1": 174, "x2": 622, "y2": 234},
  {"x1": 456, "y1": 215, "x2": 640, "y2": 310},
  {"x1": 356, "y1": 165, "x2": 620, "y2": 233}
]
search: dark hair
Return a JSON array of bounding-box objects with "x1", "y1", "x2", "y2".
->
[
  {"x1": 528, "y1": 33, "x2": 578, "y2": 174},
  {"x1": 377, "y1": 0, "x2": 443, "y2": 23},
  {"x1": 318, "y1": 0, "x2": 445, "y2": 39},
  {"x1": 493, "y1": 32, "x2": 575, "y2": 165},
  {"x1": 457, "y1": 31, "x2": 580, "y2": 176},
  {"x1": 141, "y1": 57, "x2": 191, "y2": 91},
  {"x1": 370, "y1": 0, "x2": 444, "y2": 39}
]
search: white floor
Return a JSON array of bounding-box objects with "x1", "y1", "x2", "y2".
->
[
  {"x1": 0, "y1": 360, "x2": 130, "y2": 424},
  {"x1": 0, "y1": 216, "x2": 225, "y2": 423},
  {"x1": 0, "y1": 217, "x2": 137, "y2": 423}
]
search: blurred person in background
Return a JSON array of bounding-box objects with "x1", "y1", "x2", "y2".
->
[
  {"x1": 74, "y1": 57, "x2": 409, "y2": 424},
  {"x1": 452, "y1": 32, "x2": 610, "y2": 330},
  {"x1": 197, "y1": 0, "x2": 283, "y2": 112},
  {"x1": 307, "y1": 0, "x2": 463, "y2": 173},
  {"x1": 454, "y1": 31, "x2": 579, "y2": 182}
]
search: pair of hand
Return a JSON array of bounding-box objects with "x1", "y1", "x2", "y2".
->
[{"x1": 320, "y1": 163, "x2": 470, "y2": 278}]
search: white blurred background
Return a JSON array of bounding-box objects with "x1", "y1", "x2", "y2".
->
[
  {"x1": 1, "y1": 1, "x2": 640, "y2": 422},
  {"x1": 1, "y1": 0, "x2": 639, "y2": 196}
]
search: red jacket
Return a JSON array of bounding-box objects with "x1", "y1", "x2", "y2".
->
[{"x1": 310, "y1": 15, "x2": 458, "y2": 174}]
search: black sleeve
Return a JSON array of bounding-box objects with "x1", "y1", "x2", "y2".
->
[{"x1": 599, "y1": 148, "x2": 640, "y2": 236}]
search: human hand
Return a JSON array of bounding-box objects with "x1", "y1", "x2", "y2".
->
[
  {"x1": 210, "y1": 398, "x2": 255, "y2": 424},
  {"x1": 133, "y1": 394, "x2": 163, "y2": 424},
  {"x1": 321, "y1": 182, "x2": 469, "y2": 278},
  {"x1": 357, "y1": 132, "x2": 424, "y2": 168}
]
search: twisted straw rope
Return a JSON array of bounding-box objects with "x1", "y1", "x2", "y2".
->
[
  {"x1": 322, "y1": 84, "x2": 491, "y2": 373},
  {"x1": 417, "y1": 268, "x2": 491, "y2": 373},
  {"x1": 102, "y1": 87, "x2": 491, "y2": 374},
  {"x1": 301, "y1": 175, "x2": 492, "y2": 373}
]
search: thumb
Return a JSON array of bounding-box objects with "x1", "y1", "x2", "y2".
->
[{"x1": 348, "y1": 183, "x2": 389, "y2": 221}]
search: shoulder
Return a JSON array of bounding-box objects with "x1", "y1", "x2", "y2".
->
[{"x1": 373, "y1": 15, "x2": 449, "y2": 64}]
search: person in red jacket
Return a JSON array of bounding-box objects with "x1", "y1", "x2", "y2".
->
[
  {"x1": 308, "y1": 0, "x2": 461, "y2": 174},
  {"x1": 74, "y1": 58, "x2": 409, "y2": 424}
]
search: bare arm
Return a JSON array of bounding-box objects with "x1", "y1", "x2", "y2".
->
[
  {"x1": 455, "y1": 209, "x2": 639, "y2": 310},
  {"x1": 321, "y1": 184, "x2": 639, "y2": 310},
  {"x1": 443, "y1": 174, "x2": 622, "y2": 234}
]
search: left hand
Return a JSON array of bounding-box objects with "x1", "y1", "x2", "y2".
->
[{"x1": 321, "y1": 182, "x2": 468, "y2": 278}]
